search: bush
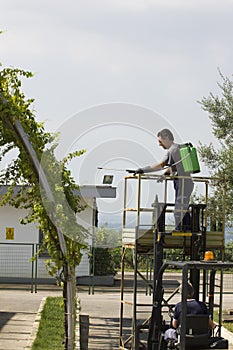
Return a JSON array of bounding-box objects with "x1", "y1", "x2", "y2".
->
[{"x1": 93, "y1": 247, "x2": 116, "y2": 276}]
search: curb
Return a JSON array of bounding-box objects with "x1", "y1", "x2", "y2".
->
[
  {"x1": 76, "y1": 298, "x2": 81, "y2": 350},
  {"x1": 24, "y1": 296, "x2": 47, "y2": 349},
  {"x1": 221, "y1": 326, "x2": 233, "y2": 346}
]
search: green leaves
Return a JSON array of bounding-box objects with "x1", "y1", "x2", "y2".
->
[
  {"x1": 200, "y1": 72, "x2": 233, "y2": 144},
  {"x1": 0, "y1": 64, "x2": 87, "y2": 277},
  {"x1": 199, "y1": 71, "x2": 233, "y2": 225}
]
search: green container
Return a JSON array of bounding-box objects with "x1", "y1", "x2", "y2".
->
[{"x1": 179, "y1": 144, "x2": 200, "y2": 174}]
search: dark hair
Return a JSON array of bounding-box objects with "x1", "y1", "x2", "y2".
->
[
  {"x1": 187, "y1": 283, "x2": 194, "y2": 298},
  {"x1": 157, "y1": 128, "x2": 174, "y2": 141},
  {"x1": 179, "y1": 282, "x2": 194, "y2": 299}
]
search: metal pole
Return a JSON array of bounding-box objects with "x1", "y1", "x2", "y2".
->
[
  {"x1": 123, "y1": 177, "x2": 127, "y2": 228},
  {"x1": 133, "y1": 231, "x2": 139, "y2": 350},
  {"x1": 34, "y1": 244, "x2": 38, "y2": 294},
  {"x1": 180, "y1": 264, "x2": 188, "y2": 350},
  {"x1": 146, "y1": 255, "x2": 149, "y2": 295},
  {"x1": 181, "y1": 176, "x2": 185, "y2": 230},
  {"x1": 219, "y1": 270, "x2": 224, "y2": 337},
  {"x1": 92, "y1": 246, "x2": 95, "y2": 295},
  {"x1": 136, "y1": 175, "x2": 141, "y2": 228},
  {"x1": 31, "y1": 244, "x2": 35, "y2": 293},
  {"x1": 119, "y1": 247, "x2": 126, "y2": 347}
]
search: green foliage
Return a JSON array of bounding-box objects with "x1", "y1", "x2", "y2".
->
[
  {"x1": 94, "y1": 224, "x2": 121, "y2": 248},
  {"x1": 0, "y1": 65, "x2": 87, "y2": 276},
  {"x1": 92, "y1": 248, "x2": 116, "y2": 276},
  {"x1": 198, "y1": 71, "x2": 233, "y2": 226},
  {"x1": 224, "y1": 242, "x2": 233, "y2": 262},
  {"x1": 91, "y1": 225, "x2": 122, "y2": 275}
]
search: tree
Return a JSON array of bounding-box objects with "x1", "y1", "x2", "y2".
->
[
  {"x1": 198, "y1": 71, "x2": 233, "y2": 228},
  {"x1": 92, "y1": 225, "x2": 121, "y2": 275},
  {"x1": 0, "y1": 65, "x2": 87, "y2": 349},
  {"x1": 94, "y1": 224, "x2": 121, "y2": 248}
]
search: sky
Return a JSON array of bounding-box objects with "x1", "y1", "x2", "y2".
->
[{"x1": 1, "y1": 0, "x2": 233, "y2": 224}]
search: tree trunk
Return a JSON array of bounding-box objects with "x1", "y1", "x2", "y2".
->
[{"x1": 63, "y1": 263, "x2": 76, "y2": 350}]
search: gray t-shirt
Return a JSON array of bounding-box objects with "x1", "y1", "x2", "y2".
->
[{"x1": 161, "y1": 143, "x2": 186, "y2": 176}]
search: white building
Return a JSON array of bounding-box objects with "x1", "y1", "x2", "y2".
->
[{"x1": 0, "y1": 185, "x2": 116, "y2": 284}]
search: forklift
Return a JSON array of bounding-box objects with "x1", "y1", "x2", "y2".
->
[
  {"x1": 148, "y1": 259, "x2": 233, "y2": 350},
  {"x1": 147, "y1": 173, "x2": 233, "y2": 350},
  {"x1": 120, "y1": 173, "x2": 233, "y2": 350}
]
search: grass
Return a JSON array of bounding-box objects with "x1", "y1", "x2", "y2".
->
[
  {"x1": 31, "y1": 296, "x2": 65, "y2": 350},
  {"x1": 223, "y1": 322, "x2": 233, "y2": 333},
  {"x1": 214, "y1": 310, "x2": 233, "y2": 333}
]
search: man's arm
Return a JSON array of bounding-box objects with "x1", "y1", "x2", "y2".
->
[
  {"x1": 134, "y1": 161, "x2": 165, "y2": 174},
  {"x1": 172, "y1": 304, "x2": 180, "y2": 329},
  {"x1": 209, "y1": 318, "x2": 217, "y2": 329},
  {"x1": 150, "y1": 161, "x2": 165, "y2": 172},
  {"x1": 172, "y1": 319, "x2": 178, "y2": 329}
]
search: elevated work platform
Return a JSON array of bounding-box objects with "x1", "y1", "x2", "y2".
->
[
  {"x1": 122, "y1": 174, "x2": 225, "y2": 254},
  {"x1": 122, "y1": 227, "x2": 224, "y2": 252}
]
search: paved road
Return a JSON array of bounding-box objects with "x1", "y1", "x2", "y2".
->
[
  {"x1": 78, "y1": 290, "x2": 154, "y2": 350},
  {"x1": 77, "y1": 283, "x2": 233, "y2": 350}
]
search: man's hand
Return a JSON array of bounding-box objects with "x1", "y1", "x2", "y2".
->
[
  {"x1": 157, "y1": 171, "x2": 170, "y2": 183},
  {"x1": 133, "y1": 168, "x2": 144, "y2": 176},
  {"x1": 157, "y1": 175, "x2": 165, "y2": 183}
]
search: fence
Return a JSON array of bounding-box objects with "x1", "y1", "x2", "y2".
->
[
  {"x1": 0, "y1": 242, "x2": 233, "y2": 292},
  {"x1": 0, "y1": 243, "x2": 55, "y2": 292}
]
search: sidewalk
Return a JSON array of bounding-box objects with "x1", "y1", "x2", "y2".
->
[{"x1": 0, "y1": 286, "x2": 62, "y2": 350}]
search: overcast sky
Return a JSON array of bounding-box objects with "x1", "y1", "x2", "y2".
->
[{"x1": 1, "y1": 0, "x2": 233, "y2": 221}]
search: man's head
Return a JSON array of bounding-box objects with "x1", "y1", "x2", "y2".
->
[
  {"x1": 179, "y1": 282, "x2": 194, "y2": 299},
  {"x1": 187, "y1": 282, "x2": 194, "y2": 299},
  {"x1": 157, "y1": 129, "x2": 174, "y2": 149}
]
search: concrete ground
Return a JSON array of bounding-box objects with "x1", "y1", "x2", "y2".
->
[
  {"x1": 0, "y1": 278, "x2": 233, "y2": 350},
  {"x1": 77, "y1": 272, "x2": 233, "y2": 350},
  {"x1": 77, "y1": 288, "x2": 160, "y2": 350},
  {"x1": 77, "y1": 288, "x2": 233, "y2": 350}
]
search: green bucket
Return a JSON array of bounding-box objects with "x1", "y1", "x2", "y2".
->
[{"x1": 179, "y1": 143, "x2": 200, "y2": 174}]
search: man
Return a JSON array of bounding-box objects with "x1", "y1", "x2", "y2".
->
[
  {"x1": 172, "y1": 283, "x2": 216, "y2": 329},
  {"x1": 134, "y1": 128, "x2": 194, "y2": 231},
  {"x1": 164, "y1": 283, "x2": 216, "y2": 348}
]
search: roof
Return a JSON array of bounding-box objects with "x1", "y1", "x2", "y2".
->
[
  {"x1": 74, "y1": 185, "x2": 116, "y2": 198},
  {"x1": 0, "y1": 185, "x2": 116, "y2": 199}
]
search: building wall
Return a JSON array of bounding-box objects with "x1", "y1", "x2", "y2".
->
[
  {"x1": 0, "y1": 205, "x2": 38, "y2": 243},
  {"x1": 0, "y1": 200, "x2": 95, "y2": 281}
]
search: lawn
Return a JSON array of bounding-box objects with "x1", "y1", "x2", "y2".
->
[
  {"x1": 223, "y1": 322, "x2": 233, "y2": 333},
  {"x1": 214, "y1": 310, "x2": 233, "y2": 333},
  {"x1": 31, "y1": 296, "x2": 65, "y2": 350}
]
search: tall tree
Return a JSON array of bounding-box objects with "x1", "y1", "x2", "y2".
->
[
  {"x1": 0, "y1": 65, "x2": 87, "y2": 349},
  {"x1": 198, "y1": 71, "x2": 233, "y2": 228}
]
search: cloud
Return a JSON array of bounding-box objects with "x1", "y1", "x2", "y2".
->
[
  {"x1": 0, "y1": 0, "x2": 232, "y2": 141},
  {"x1": 1, "y1": 0, "x2": 232, "y2": 75}
]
